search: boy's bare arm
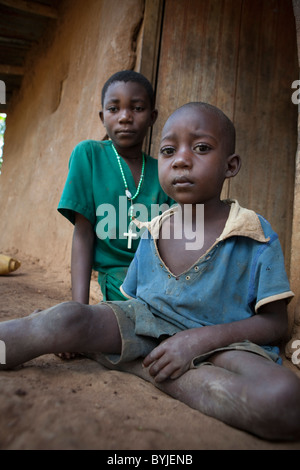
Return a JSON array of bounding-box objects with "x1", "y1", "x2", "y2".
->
[
  {"x1": 71, "y1": 213, "x2": 95, "y2": 304},
  {"x1": 143, "y1": 299, "x2": 288, "y2": 383},
  {"x1": 56, "y1": 214, "x2": 95, "y2": 360}
]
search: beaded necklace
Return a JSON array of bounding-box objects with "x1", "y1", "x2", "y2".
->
[{"x1": 112, "y1": 143, "x2": 145, "y2": 248}]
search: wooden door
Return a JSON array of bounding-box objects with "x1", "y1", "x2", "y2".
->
[{"x1": 149, "y1": 0, "x2": 298, "y2": 268}]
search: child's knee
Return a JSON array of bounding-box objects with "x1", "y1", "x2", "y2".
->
[
  {"x1": 276, "y1": 373, "x2": 300, "y2": 436},
  {"x1": 49, "y1": 301, "x2": 90, "y2": 332},
  {"x1": 256, "y1": 369, "x2": 300, "y2": 440}
]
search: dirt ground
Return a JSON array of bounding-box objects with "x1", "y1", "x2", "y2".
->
[{"x1": 1, "y1": 253, "x2": 300, "y2": 451}]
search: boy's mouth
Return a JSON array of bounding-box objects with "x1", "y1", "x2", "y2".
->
[
  {"x1": 172, "y1": 176, "x2": 193, "y2": 187},
  {"x1": 116, "y1": 129, "x2": 135, "y2": 135}
]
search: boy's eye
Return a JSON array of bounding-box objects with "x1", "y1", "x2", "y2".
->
[
  {"x1": 134, "y1": 106, "x2": 144, "y2": 112},
  {"x1": 107, "y1": 106, "x2": 118, "y2": 113},
  {"x1": 160, "y1": 146, "x2": 175, "y2": 156},
  {"x1": 194, "y1": 143, "x2": 211, "y2": 153}
]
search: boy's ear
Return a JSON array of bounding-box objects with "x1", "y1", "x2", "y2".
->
[
  {"x1": 150, "y1": 109, "x2": 158, "y2": 126},
  {"x1": 225, "y1": 153, "x2": 241, "y2": 179},
  {"x1": 99, "y1": 110, "x2": 104, "y2": 124}
]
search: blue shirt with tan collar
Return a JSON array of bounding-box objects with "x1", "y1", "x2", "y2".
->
[{"x1": 121, "y1": 200, "x2": 293, "y2": 357}]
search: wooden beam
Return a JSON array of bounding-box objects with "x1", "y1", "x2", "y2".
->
[
  {"x1": 0, "y1": 64, "x2": 24, "y2": 75},
  {"x1": 139, "y1": 0, "x2": 164, "y2": 86},
  {"x1": 0, "y1": 35, "x2": 33, "y2": 48},
  {"x1": 0, "y1": 0, "x2": 58, "y2": 19},
  {"x1": 139, "y1": 0, "x2": 164, "y2": 154}
]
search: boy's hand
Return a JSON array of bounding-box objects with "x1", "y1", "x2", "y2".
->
[{"x1": 143, "y1": 329, "x2": 202, "y2": 383}]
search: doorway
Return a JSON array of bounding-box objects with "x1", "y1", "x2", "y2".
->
[{"x1": 144, "y1": 0, "x2": 298, "y2": 268}]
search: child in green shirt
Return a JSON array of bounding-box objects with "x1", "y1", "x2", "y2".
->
[{"x1": 58, "y1": 71, "x2": 173, "y2": 303}]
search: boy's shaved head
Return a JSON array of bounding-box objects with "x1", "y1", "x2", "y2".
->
[
  {"x1": 101, "y1": 70, "x2": 155, "y2": 109},
  {"x1": 167, "y1": 102, "x2": 236, "y2": 156}
]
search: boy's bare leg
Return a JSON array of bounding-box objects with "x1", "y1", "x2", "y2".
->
[
  {"x1": 117, "y1": 351, "x2": 300, "y2": 441},
  {"x1": 2, "y1": 303, "x2": 300, "y2": 440},
  {"x1": 0, "y1": 301, "x2": 121, "y2": 369}
]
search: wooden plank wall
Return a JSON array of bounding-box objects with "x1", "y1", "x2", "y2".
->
[{"x1": 149, "y1": 0, "x2": 298, "y2": 274}]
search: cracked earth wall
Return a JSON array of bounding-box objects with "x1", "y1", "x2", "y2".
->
[{"x1": 0, "y1": 0, "x2": 144, "y2": 272}]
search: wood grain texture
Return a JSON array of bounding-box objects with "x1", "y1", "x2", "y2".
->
[{"x1": 150, "y1": 0, "x2": 298, "y2": 268}]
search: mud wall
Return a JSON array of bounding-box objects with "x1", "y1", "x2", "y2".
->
[{"x1": 0, "y1": 0, "x2": 144, "y2": 271}]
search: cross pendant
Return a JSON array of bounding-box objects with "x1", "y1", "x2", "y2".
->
[{"x1": 124, "y1": 226, "x2": 138, "y2": 249}]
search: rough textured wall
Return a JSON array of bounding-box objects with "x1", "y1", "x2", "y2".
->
[
  {"x1": 0, "y1": 0, "x2": 144, "y2": 270},
  {"x1": 286, "y1": 0, "x2": 300, "y2": 360}
]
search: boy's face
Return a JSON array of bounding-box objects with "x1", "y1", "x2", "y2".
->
[
  {"x1": 100, "y1": 81, "x2": 157, "y2": 153},
  {"x1": 158, "y1": 106, "x2": 239, "y2": 205}
]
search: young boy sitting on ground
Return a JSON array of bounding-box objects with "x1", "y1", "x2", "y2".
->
[{"x1": 1, "y1": 102, "x2": 300, "y2": 441}]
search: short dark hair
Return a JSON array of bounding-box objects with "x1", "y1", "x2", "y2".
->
[
  {"x1": 101, "y1": 70, "x2": 155, "y2": 109},
  {"x1": 176, "y1": 102, "x2": 236, "y2": 155}
]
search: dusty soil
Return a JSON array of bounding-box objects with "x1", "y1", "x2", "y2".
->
[{"x1": 1, "y1": 253, "x2": 300, "y2": 450}]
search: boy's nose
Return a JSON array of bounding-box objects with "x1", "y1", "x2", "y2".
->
[
  {"x1": 119, "y1": 109, "x2": 133, "y2": 122},
  {"x1": 172, "y1": 149, "x2": 193, "y2": 168}
]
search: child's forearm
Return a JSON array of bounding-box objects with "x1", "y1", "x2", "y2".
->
[
  {"x1": 71, "y1": 254, "x2": 92, "y2": 304},
  {"x1": 71, "y1": 256, "x2": 92, "y2": 304},
  {"x1": 143, "y1": 300, "x2": 287, "y2": 383},
  {"x1": 196, "y1": 300, "x2": 288, "y2": 354},
  {"x1": 71, "y1": 215, "x2": 95, "y2": 304}
]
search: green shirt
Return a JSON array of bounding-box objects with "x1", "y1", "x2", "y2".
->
[{"x1": 57, "y1": 140, "x2": 174, "y2": 300}]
